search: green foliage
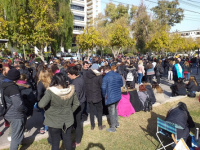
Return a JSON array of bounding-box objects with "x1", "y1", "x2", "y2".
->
[
  {"x1": 151, "y1": 0, "x2": 184, "y2": 26},
  {"x1": 133, "y1": 3, "x2": 152, "y2": 53},
  {"x1": 105, "y1": 2, "x2": 129, "y2": 23},
  {"x1": 0, "y1": 17, "x2": 8, "y2": 39},
  {"x1": 71, "y1": 46, "x2": 78, "y2": 53},
  {"x1": 1, "y1": 0, "x2": 73, "y2": 61},
  {"x1": 148, "y1": 25, "x2": 170, "y2": 52}
]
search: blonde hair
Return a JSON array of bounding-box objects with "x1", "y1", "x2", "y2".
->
[
  {"x1": 156, "y1": 85, "x2": 163, "y2": 93},
  {"x1": 184, "y1": 61, "x2": 189, "y2": 67},
  {"x1": 38, "y1": 70, "x2": 52, "y2": 88},
  {"x1": 189, "y1": 76, "x2": 197, "y2": 86},
  {"x1": 138, "y1": 60, "x2": 143, "y2": 65}
]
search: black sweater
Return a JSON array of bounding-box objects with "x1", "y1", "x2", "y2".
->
[{"x1": 72, "y1": 76, "x2": 86, "y2": 105}]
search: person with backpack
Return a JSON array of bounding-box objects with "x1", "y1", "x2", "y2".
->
[
  {"x1": 138, "y1": 85, "x2": 152, "y2": 112},
  {"x1": 2, "y1": 68, "x2": 27, "y2": 150},
  {"x1": 154, "y1": 60, "x2": 164, "y2": 85},
  {"x1": 16, "y1": 74, "x2": 36, "y2": 117},
  {"x1": 125, "y1": 63, "x2": 137, "y2": 88}
]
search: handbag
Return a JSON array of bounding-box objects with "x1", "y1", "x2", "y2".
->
[{"x1": 188, "y1": 92, "x2": 196, "y2": 98}]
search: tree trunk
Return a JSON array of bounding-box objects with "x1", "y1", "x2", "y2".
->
[{"x1": 23, "y1": 45, "x2": 26, "y2": 60}]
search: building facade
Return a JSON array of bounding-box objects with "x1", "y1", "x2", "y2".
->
[
  {"x1": 179, "y1": 30, "x2": 200, "y2": 40},
  {"x1": 70, "y1": 0, "x2": 101, "y2": 46}
]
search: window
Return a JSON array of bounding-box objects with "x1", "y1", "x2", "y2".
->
[
  {"x1": 74, "y1": 26, "x2": 84, "y2": 30},
  {"x1": 186, "y1": 33, "x2": 189, "y2": 36},
  {"x1": 197, "y1": 32, "x2": 200, "y2": 35},
  {"x1": 71, "y1": 4, "x2": 84, "y2": 11},
  {"x1": 74, "y1": 15, "x2": 84, "y2": 21}
]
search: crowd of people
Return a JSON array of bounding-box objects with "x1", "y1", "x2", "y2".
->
[{"x1": 0, "y1": 54, "x2": 199, "y2": 150}]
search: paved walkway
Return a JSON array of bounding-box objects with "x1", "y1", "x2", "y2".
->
[{"x1": 0, "y1": 67, "x2": 199, "y2": 149}]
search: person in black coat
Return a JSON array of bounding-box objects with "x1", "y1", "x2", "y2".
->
[
  {"x1": 186, "y1": 76, "x2": 198, "y2": 93},
  {"x1": 125, "y1": 63, "x2": 137, "y2": 88},
  {"x1": 170, "y1": 78, "x2": 187, "y2": 97},
  {"x1": 165, "y1": 102, "x2": 195, "y2": 146},
  {"x1": 143, "y1": 82, "x2": 156, "y2": 104},
  {"x1": 67, "y1": 66, "x2": 86, "y2": 146},
  {"x1": 84, "y1": 65, "x2": 105, "y2": 130},
  {"x1": 154, "y1": 61, "x2": 163, "y2": 84},
  {"x1": 16, "y1": 74, "x2": 36, "y2": 117},
  {"x1": 128, "y1": 88, "x2": 143, "y2": 112}
]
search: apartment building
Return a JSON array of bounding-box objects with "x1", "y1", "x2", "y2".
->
[
  {"x1": 87, "y1": 0, "x2": 101, "y2": 25},
  {"x1": 179, "y1": 30, "x2": 200, "y2": 40},
  {"x1": 70, "y1": 0, "x2": 101, "y2": 46}
]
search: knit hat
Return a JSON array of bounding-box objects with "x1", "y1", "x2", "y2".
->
[{"x1": 7, "y1": 68, "x2": 20, "y2": 81}]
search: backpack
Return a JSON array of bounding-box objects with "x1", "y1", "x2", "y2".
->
[
  {"x1": 0, "y1": 88, "x2": 11, "y2": 117},
  {"x1": 126, "y1": 71, "x2": 134, "y2": 81},
  {"x1": 159, "y1": 66, "x2": 164, "y2": 74},
  {"x1": 0, "y1": 88, "x2": 6, "y2": 117},
  {"x1": 144, "y1": 92, "x2": 152, "y2": 112}
]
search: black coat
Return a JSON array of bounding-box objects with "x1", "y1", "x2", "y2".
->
[
  {"x1": 18, "y1": 83, "x2": 36, "y2": 116},
  {"x1": 2, "y1": 80, "x2": 27, "y2": 119},
  {"x1": 165, "y1": 105, "x2": 195, "y2": 139},
  {"x1": 128, "y1": 89, "x2": 143, "y2": 112},
  {"x1": 85, "y1": 69, "x2": 102, "y2": 103},
  {"x1": 186, "y1": 81, "x2": 197, "y2": 92},
  {"x1": 176, "y1": 83, "x2": 187, "y2": 95},
  {"x1": 72, "y1": 76, "x2": 86, "y2": 105},
  {"x1": 144, "y1": 84, "x2": 156, "y2": 104}
]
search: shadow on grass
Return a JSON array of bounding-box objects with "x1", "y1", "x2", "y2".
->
[
  {"x1": 84, "y1": 142, "x2": 105, "y2": 150},
  {"x1": 139, "y1": 111, "x2": 173, "y2": 150}
]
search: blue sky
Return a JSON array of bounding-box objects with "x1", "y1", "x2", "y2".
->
[{"x1": 101, "y1": 0, "x2": 200, "y2": 32}]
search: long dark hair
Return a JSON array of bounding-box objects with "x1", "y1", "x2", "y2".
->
[{"x1": 49, "y1": 73, "x2": 68, "y2": 88}]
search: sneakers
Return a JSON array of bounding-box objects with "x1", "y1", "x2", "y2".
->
[
  {"x1": 73, "y1": 142, "x2": 81, "y2": 148},
  {"x1": 4, "y1": 120, "x2": 10, "y2": 128},
  {"x1": 106, "y1": 128, "x2": 116, "y2": 132},
  {"x1": 40, "y1": 127, "x2": 47, "y2": 134},
  {"x1": 7, "y1": 136, "x2": 11, "y2": 141},
  {"x1": 91, "y1": 126, "x2": 95, "y2": 130},
  {"x1": 98, "y1": 125, "x2": 106, "y2": 130}
]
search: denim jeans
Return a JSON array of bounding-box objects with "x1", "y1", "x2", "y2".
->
[
  {"x1": 41, "y1": 109, "x2": 48, "y2": 131},
  {"x1": 138, "y1": 73, "x2": 143, "y2": 84},
  {"x1": 48, "y1": 125, "x2": 72, "y2": 150},
  {"x1": 107, "y1": 102, "x2": 119, "y2": 129}
]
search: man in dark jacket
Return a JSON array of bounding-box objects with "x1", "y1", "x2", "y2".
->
[
  {"x1": 102, "y1": 65, "x2": 123, "y2": 132},
  {"x1": 68, "y1": 66, "x2": 86, "y2": 146},
  {"x1": 2, "y1": 68, "x2": 27, "y2": 150},
  {"x1": 165, "y1": 102, "x2": 195, "y2": 146},
  {"x1": 84, "y1": 65, "x2": 106, "y2": 131}
]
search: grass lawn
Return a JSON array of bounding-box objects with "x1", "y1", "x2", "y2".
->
[{"x1": 7, "y1": 97, "x2": 200, "y2": 150}]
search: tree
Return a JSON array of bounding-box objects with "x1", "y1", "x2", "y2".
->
[
  {"x1": 1, "y1": 0, "x2": 73, "y2": 61},
  {"x1": 108, "y1": 17, "x2": 134, "y2": 58},
  {"x1": 151, "y1": 0, "x2": 184, "y2": 26},
  {"x1": 169, "y1": 33, "x2": 184, "y2": 53},
  {"x1": 148, "y1": 25, "x2": 170, "y2": 52},
  {"x1": 52, "y1": 0, "x2": 73, "y2": 51},
  {"x1": 105, "y1": 2, "x2": 129, "y2": 23},
  {"x1": 76, "y1": 26, "x2": 101, "y2": 56},
  {"x1": 0, "y1": 17, "x2": 8, "y2": 39},
  {"x1": 133, "y1": 3, "x2": 153, "y2": 53}
]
